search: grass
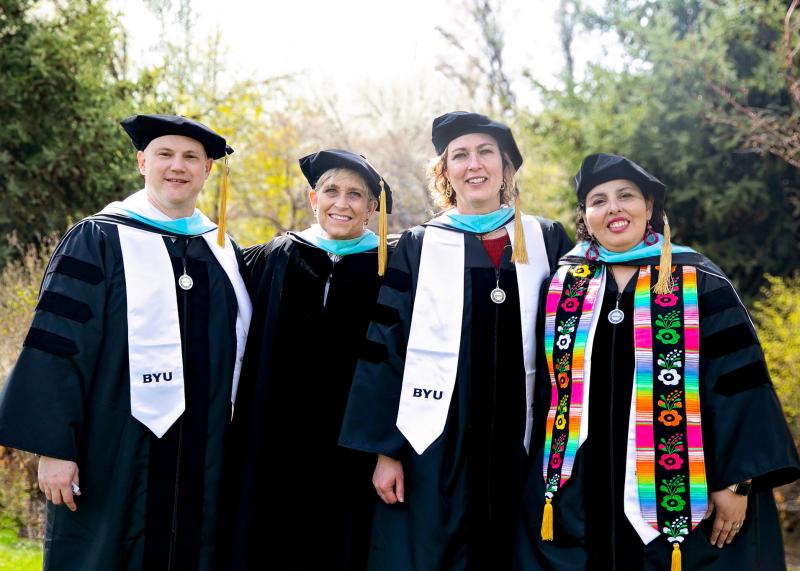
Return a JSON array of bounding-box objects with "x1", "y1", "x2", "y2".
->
[{"x1": 0, "y1": 528, "x2": 42, "y2": 571}]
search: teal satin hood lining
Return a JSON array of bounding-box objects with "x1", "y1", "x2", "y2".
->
[
  {"x1": 566, "y1": 236, "x2": 697, "y2": 263},
  {"x1": 294, "y1": 226, "x2": 378, "y2": 256},
  {"x1": 120, "y1": 209, "x2": 217, "y2": 236},
  {"x1": 436, "y1": 207, "x2": 515, "y2": 234}
]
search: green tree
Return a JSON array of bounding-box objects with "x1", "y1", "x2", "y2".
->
[
  {"x1": 525, "y1": 0, "x2": 799, "y2": 298},
  {"x1": 0, "y1": 0, "x2": 139, "y2": 260}
]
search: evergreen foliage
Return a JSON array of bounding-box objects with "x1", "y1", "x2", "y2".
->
[
  {"x1": 0, "y1": 0, "x2": 139, "y2": 260},
  {"x1": 523, "y1": 0, "x2": 799, "y2": 298}
]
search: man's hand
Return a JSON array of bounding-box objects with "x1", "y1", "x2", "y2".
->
[
  {"x1": 703, "y1": 488, "x2": 747, "y2": 548},
  {"x1": 38, "y1": 456, "x2": 80, "y2": 512},
  {"x1": 373, "y1": 454, "x2": 404, "y2": 504}
]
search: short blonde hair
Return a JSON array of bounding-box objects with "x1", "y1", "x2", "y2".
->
[
  {"x1": 427, "y1": 149, "x2": 519, "y2": 211},
  {"x1": 313, "y1": 167, "x2": 378, "y2": 207}
]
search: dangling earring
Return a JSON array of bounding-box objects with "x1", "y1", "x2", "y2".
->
[
  {"x1": 445, "y1": 179, "x2": 453, "y2": 199},
  {"x1": 586, "y1": 235, "x2": 600, "y2": 261},
  {"x1": 364, "y1": 218, "x2": 369, "y2": 227},
  {"x1": 644, "y1": 220, "x2": 658, "y2": 245},
  {"x1": 500, "y1": 178, "x2": 507, "y2": 192}
]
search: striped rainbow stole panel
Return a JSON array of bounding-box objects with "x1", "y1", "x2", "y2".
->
[
  {"x1": 542, "y1": 264, "x2": 603, "y2": 498},
  {"x1": 634, "y1": 265, "x2": 706, "y2": 543}
]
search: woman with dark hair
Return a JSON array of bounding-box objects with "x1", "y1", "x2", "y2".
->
[
  {"x1": 221, "y1": 149, "x2": 392, "y2": 570},
  {"x1": 515, "y1": 153, "x2": 800, "y2": 570},
  {"x1": 339, "y1": 111, "x2": 572, "y2": 570}
]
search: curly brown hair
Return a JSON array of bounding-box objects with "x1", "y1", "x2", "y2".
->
[{"x1": 427, "y1": 148, "x2": 519, "y2": 211}]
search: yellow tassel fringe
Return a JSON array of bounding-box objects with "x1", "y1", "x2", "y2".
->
[
  {"x1": 378, "y1": 182, "x2": 388, "y2": 276},
  {"x1": 541, "y1": 498, "x2": 553, "y2": 541},
  {"x1": 671, "y1": 542, "x2": 681, "y2": 571},
  {"x1": 216, "y1": 155, "x2": 230, "y2": 247},
  {"x1": 653, "y1": 212, "x2": 673, "y2": 295},
  {"x1": 511, "y1": 194, "x2": 528, "y2": 264}
]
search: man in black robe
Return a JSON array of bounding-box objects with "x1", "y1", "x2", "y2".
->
[{"x1": 0, "y1": 114, "x2": 251, "y2": 570}]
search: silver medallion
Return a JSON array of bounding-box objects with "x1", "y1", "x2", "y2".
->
[
  {"x1": 607, "y1": 307, "x2": 624, "y2": 324},
  {"x1": 178, "y1": 273, "x2": 194, "y2": 291},
  {"x1": 490, "y1": 287, "x2": 507, "y2": 304}
]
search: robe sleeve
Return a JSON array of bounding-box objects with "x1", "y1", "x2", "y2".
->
[
  {"x1": 339, "y1": 228, "x2": 422, "y2": 460},
  {"x1": 240, "y1": 236, "x2": 288, "y2": 298},
  {"x1": 0, "y1": 221, "x2": 113, "y2": 461},
  {"x1": 697, "y1": 267, "x2": 800, "y2": 492}
]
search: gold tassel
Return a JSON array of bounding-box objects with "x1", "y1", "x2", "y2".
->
[
  {"x1": 540, "y1": 498, "x2": 554, "y2": 541},
  {"x1": 653, "y1": 212, "x2": 673, "y2": 295},
  {"x1": 216, "y1": 154, "x2": 230, "y2": 247},
  {"x1": 511, "y1": 193, "x2": 528, "y2": 264},
  {"x1": 378, "y1": 181, "x2": 388, "y2": 276},
  {"x1": 670, "y1": 543, "x2": 681, "y2": 571}
]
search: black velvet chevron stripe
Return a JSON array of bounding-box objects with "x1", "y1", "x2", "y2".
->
[
  {"x1": 360, "y1": 340, "x2": 389, "y2": 364},
  {"x1": 53, "y1": 254, "x2": 104, "y2": 285},
  {"x1": 23, "y1": 327, "x2": 78, "y2": 358},
  {"x1": 383, "y1": 267, "x2": 411, "y2": 292},
  {"x1": 372, "y1": 303, "x2": 401, "y2": 327},
  {"x1": 699, "y1": 286, "x2": 741, "y2": 317},
  {"x1": 702, "y1": 323, "x2": 758, "y2": 360},
  {"x1": 714, "y1": 361, "x2": 771, "y2": 396},
  {"x1": 37, "y1": 291, "x2": 93, "y2": 323}
]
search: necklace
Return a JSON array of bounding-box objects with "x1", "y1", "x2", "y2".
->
[
  {"x1": 478, "y1": 230, "x2": 508, "y2": 304},
  {"x1": 606, "y1": 266, "x2": 625, "y2": 324},
  {"x1": 177, "y1": 244, "x2": 193, "y2": 291}
]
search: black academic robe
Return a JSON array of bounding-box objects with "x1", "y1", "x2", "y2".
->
[
  {"x1": 220, "y1": 234, "x2": 386, "y2": 571},
  {"x1": 515, "y1": 254, "x2": 800, "y2": 571},
  {"x1": 339, "y1": 218, "x2": 572, "y2": 571},
  {"x1": 0, "y1": 216, "x2": 240, "y2": 571}
]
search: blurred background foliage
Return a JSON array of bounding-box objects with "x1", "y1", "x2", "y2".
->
[{"x1": 0, "y1": 0, "x2": 798, "y2": 564}]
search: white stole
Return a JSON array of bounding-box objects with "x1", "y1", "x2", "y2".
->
[
  {"x1": 396, "y1": 215, "x2": 549, "y2": 455},
  {"x1": 107, "y1": 191, "x2": 252, "y2": 437}
]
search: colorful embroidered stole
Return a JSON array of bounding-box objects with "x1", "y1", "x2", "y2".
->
[
  {"x1": 541, "y1": 263, "x2": 603, "y2": 537},
  {"x1": 633, "y1": 265, "x2": 706, "y2": 566},
  {"x1": 541, "y1": 264, "x2": 706, "y2": 569}
]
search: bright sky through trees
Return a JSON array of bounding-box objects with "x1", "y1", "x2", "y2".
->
[{"x1": 111, "y1": 0, "x2": 614, "y2": 111}]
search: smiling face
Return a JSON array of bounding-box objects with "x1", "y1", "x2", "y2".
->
[
  {"x1": 138, "y1": 134, "x2": 213, "y2": 218},
  {"x1": 309, "y1": 169, "x2": 377, "y2": 240},
  {"x1": 583, "y1": 179, "x2": 654, "y2": 252},
  {"x1": 445, "y1": 132, "x2": 505, "y2": 214}
]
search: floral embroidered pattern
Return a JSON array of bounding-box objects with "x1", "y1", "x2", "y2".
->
[
  {"x1": 654, "y1": 286, "x2": 679, "y2": 307},
  {"x1": 655, "y1": 310, "x2": 682, "y2": 345},
  {"x1": 662, "y1": 516, "x2": 689, "y2": 543},
  {"x1": 556, "y1": 317, "x2": 578, "y2": 349},
  {"x1": 554, "y1": 395, "x2": 568, "y2": 430},
  {"x1": 658, "y1": 434, "x2": 685, "y2": 470},
  {"x1": 550, "y1": 434, "x2": 566, "y2": 468},
  {"x1": 659, "y1": 475, "x2": 687, "y2": 512},
  {"x1": 657, "y1": 389, "x2": 684, "y2": 426},
  {"x1": 555, "y1": 355, "x2": 571, "y2": 389},
  {"x1": 570, "y1": 264, "x2": 591, "y2": 278},
  {"x1": 545, "y1": 474, "x2": 560, "y2": 496},
  {"x1": 657, "y1": 349, "x2": 683, "y2": 386},
  {"x1": 560, "y1": 279, "x2": 588, "y2": 312}
]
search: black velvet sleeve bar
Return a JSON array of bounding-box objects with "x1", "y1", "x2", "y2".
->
[
  {"x1": 0, "y1": 220, "x2": 114, "y2": 461},
  {"x1": 696, "y1": 267, "x2": 800, "y2": 492},
  {"x1": 339, "y1": 228, "x2": 422, "y2": 459}
]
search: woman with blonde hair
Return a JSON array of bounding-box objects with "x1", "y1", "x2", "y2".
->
[
  {"x1": 340, "y1": 111, "x2": 572, "y2": 570},
  {"x1": 222, "y1": 149, "x2": 392, "y2": 570}
]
